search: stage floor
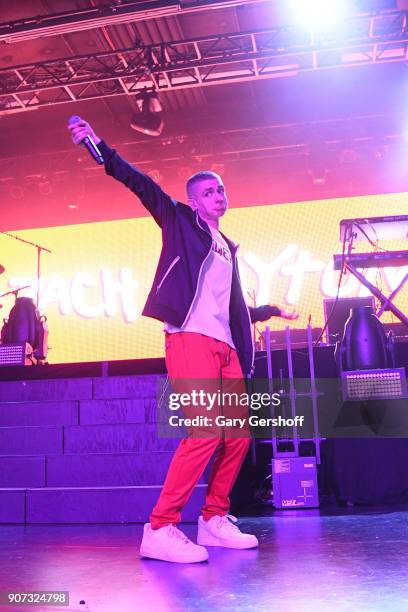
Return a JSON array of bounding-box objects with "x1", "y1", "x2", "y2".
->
[{"x1": 1, "y1": 507, "x2": 407, "y2": 611}]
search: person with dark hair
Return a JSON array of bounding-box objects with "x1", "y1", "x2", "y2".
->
[{"x1": 69, "y1": 117, "x2": 297, "y2": 564}]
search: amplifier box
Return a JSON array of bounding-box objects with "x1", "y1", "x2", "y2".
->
[
  {"x1": 0, "y1": 343, "x2": 35, "y2": 366},
  {"x1": 272, "y1": 456, "x2": 319, "y2": 509}
]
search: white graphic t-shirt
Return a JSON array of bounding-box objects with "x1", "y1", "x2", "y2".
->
[{"x1": 164, "y1": 225, "x2": 235, "y2": 347}]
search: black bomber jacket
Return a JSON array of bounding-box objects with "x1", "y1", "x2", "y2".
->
[{"x1": 99, "y1": 140, "x2": 280, "y2": 377}]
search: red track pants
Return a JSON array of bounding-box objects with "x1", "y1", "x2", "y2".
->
[{"x1": 150, "y1": 332, "x2": 251, "y2": 529}]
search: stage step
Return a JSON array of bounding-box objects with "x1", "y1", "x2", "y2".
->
[
  {"x1": 64, "y1": 423, "x2": 178, "y2": 454},
  {"x1": 79, "y1": 398, "x2": 156, "y2": 425},
  {"x1": 0, "y1": 372, "x2": 199, "y2": 523},
  {"x1": 0, "y1": 455, "x2": 46, "y2": 487},
  {"x1": 0, "y1": 374, "x2": 164, "y2": 403},
  {"x1": 0, "y1": 423, "x2": 177, "y2": 455},
  {"x1": 0, "y1": 489, "x2": 25, "y2": 523},
  {"x1": 0, "y1": 451, "x2": 206, "y2": 488},
  {"x1": 0, "y1": 377, "x2": 93, "y2": 402},
  {"x1": 0, "y1": 426, "x2": 63, "y2": 455},
  {"x1": 46, "y1": 452, "x2": 181, "y2": 487},
  {"x1": 0, "y1": 400, "x2": 79, "y2": 427},
  {"x1": 0, "y1": 485, "x2": 205, "y2": 524},
  {"x1": 0, "y1": 398, "x2": 160, "y2": 427},
  {"x1": 26, "y1": 485, "x2": 205, "y2": 523},
  {"x1": 93, "y1": 375, "x2": 165, "y2": 400}
]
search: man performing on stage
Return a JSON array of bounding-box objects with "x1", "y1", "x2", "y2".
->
[{"x1": 69, "y1": 117, "x2": 296, "y2": 564}]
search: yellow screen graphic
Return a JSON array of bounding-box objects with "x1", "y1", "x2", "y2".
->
[{"x1": 1, "y1": 193, "x2": 407, "y2": 363}]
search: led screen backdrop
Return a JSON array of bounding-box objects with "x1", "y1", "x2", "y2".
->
[{"x1": 1, "y1": 193, "x2": 407, "y2": 363}]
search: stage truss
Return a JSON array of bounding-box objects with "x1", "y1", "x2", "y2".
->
[{"x1": 0, "y1": 9, "x2": 407, "y2": 115}]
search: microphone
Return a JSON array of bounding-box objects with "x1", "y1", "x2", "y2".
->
[{"x1": 68, "y1": 115, "x2": 104, "y2": 165}]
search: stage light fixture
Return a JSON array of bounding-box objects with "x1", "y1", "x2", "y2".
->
[
  {"x1": 341, "y1": 368, "x2": 407, "y2": 401},
  {"x1": 308, "y1": 157, "x2": 327, "y2": 185},
  {"x1": 307, "y1": 148, "x2": 328, "y2": 185},
  {"x1": 130, "y1": 91, "x2": 164, "y2": 137},
  {"x1": 8, "y1": 183, "x2": 25, "y2": 200},
  {"x1": 288, "y1": 0, "x2": 351, "y2": 31},
  {"x1": 38, "y1": 175, "x2": 53, "y2": 196}
]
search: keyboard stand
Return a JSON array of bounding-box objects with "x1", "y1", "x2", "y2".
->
[{"x1": 343, "y1": 260, "x2": 408, "y2": 327}]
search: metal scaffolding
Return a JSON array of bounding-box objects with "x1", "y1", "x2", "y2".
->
[
  {"x1": 0, "y1": 9, "x2": 407, "y2": 115},
  {"x1": 0, "y1": 1, "x2": 270, "y2": 44}
]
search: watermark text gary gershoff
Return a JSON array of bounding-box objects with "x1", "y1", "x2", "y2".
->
[
  {"x1": 168, "y1": 413, "x2": 305, "y2": 429},
  {"x1": 168, "y1": 390, "x2": 281, "y2": 411}
]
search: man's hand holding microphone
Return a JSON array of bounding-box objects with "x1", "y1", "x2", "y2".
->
[{"x1": 67, "y1": 116, "x2": 104, "y2": 164}]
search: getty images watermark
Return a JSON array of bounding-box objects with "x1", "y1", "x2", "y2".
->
[{"x1": 167, "y1": 389, "x2": 305, "y2": 430}]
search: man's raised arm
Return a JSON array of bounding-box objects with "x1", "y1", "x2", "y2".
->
[{"x1": 68, "y1": 117, "x2": 176, "y2": 227}]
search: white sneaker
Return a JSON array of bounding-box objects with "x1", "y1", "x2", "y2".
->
[
  {"x1": 197, "y1": 515, "x2": 258, "y2": 549},
  {"x1": 140, "y1": 523, "x2": 209, "y2": 563}
]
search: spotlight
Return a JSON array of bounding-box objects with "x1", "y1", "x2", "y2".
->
[
  {"x1": 288, "y1": 0, "x2": 351, "y2": 31},
  {"x1": 307, "y1": 144, "x2": 328, "y2": 185},
  {"x1": 8, "y1": 182, "x2": 24, "y2": 200},
  {"x1": 308, "y1": 165, "x2": 327, "y2": 185},
  {"x1": 130, "y1": 91, "x2": 164, "y2": 137},
  {"x1": 38, "y1": 175, "x2": 53, "y2": 196}
]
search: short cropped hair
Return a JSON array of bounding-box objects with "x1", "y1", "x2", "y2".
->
[{"x1": 186, "y1": 171, "x2": 222, "y2": 199}]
